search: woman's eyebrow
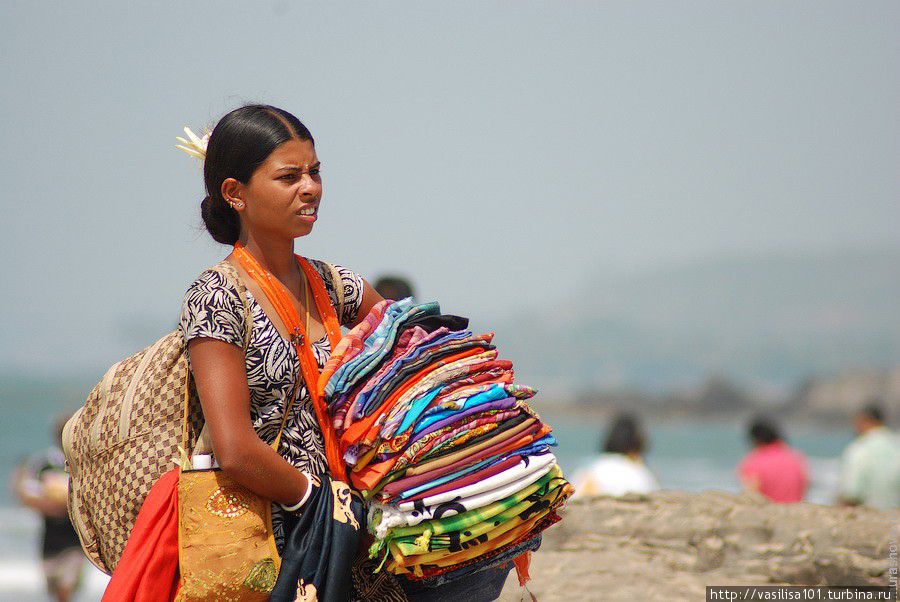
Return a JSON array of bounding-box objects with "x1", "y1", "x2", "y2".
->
[{"x1": 275, "y1": 161, "x2": 321, "y2": 173}]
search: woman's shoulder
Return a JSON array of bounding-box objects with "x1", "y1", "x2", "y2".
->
[
  {"x1": 185, "y1": 262, "x2": 241, "y2": 292},
  {"x1": 180, "y1": 264, "x2": 246, "y2": 312},
  {"x1": 179, "y1": 263, "x2": 247, "y2": 347},
  {"x1": 306, "y1": 257, "x2": 358, "y2": 278}
]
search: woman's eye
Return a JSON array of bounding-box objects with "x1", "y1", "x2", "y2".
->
[{"x1": 280, "y1": 170, "x2": 319, "y2": 180}]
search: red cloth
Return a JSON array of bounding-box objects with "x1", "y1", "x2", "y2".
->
[
  {"x1": 102, "y1": 468, "x2": 181, "y2": 601},
  {"x1": 737, "y1": 441, "x2": 808, "y2": 503}
]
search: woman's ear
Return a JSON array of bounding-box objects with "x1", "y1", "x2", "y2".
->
[{"x1": 221, "y1": 178, "x2": 246, "y2": 211}]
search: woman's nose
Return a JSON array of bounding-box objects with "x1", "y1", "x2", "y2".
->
[{"x1": 297, "y1": 173, "x2": 319, "y2": 194}]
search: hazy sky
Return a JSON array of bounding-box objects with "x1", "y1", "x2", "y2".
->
[{"x1": 1, "y1": 1, "x2": 897, "y2": 374}]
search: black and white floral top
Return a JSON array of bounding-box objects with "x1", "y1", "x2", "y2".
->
[{"x1": 178, "y1": 258, "x2": 365, "y2": 555}]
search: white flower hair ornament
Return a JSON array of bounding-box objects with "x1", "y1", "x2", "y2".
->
[{"x1": 174, "y1": 126, "x2": 211, "y2": 161}]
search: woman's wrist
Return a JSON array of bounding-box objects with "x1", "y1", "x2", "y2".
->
[{"x1": 280, "y1": 471, "x2": 313, "y2": 512}]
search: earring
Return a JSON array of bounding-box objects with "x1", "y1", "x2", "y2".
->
[{"x1": 228, "y1": 199, "x2": 244, "y2": 209}]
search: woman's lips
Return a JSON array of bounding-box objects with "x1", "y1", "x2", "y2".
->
[{"x1": 296, "y1": 204, "x2": 318, "y2": 221}]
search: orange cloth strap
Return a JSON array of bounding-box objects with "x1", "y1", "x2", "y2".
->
[{"x1": 231, "y1": 242, "x2": 348, "y2": 482}]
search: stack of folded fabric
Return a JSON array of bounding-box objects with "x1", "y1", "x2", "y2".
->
[{"x1": 317, "y1": 298, "x2": 573, "y2": 581}]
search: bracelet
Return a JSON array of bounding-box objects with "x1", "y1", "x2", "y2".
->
[{"x1": 280, "y1": 472, "x2": 313, "y2": 512}]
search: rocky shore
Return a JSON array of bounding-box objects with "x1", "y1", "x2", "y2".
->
[{"x1": 499, "y1": 490, "x2": 898, "y2": 601}]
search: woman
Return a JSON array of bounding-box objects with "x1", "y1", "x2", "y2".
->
[
  {"x1": 180, "y1": 104, "x2": 513, "y2": 601},
  {"x1": 737, "y1": 415, "x2": 808, "y2": 503},
  {"x1": 180, "y1": 104, "x2": 381, "y2": 556}
]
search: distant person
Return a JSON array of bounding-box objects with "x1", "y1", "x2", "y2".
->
[
  {"x1": 10, "y1": 413, "x2": 86, "y2": 602},
  {"x1": 373, "y1": 275, "x2": 415, "y2": 302},
  {"x1": 571, "y1": 413, "x2": 659, "y2": 498},
  {"x1": 837, "y1": 403, "x2": 900, "y2": 510},
  {"x1": 737, "y1": 416, "x2": 808, "y2": 503}
]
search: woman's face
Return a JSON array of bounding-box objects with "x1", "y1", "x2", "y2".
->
[{"x1": 227, "y1": 138, "x2": 322, "y2": 240}]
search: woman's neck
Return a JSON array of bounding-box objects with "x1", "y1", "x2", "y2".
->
[{"x1": 237, "y1": 231, "x2": 299, "y2": 282}]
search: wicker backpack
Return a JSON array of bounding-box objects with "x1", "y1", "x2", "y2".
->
[{"x1": 60, "y1": 259, "x2": 253, "y2": 575}]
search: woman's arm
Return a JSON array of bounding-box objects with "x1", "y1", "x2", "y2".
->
[
  {"x1": 347, "y1": 277, "x2": 385, "y2": 329},
  {"x1": 187, "y1": 337, "x2": 309, "y2": 507}
]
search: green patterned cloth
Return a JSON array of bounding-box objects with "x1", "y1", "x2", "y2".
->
[
  {"x1": 384, "y1": 467, "x2": 566, "y2": 556},
  {"x1": 393, "y1": 482, "x2": 569, "y2": 556}
]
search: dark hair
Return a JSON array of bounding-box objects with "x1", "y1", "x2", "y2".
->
[
  {"x1": 859, "y1": 401, "x2": 885, "y2": 423},
  {"x1": 602, "y1": 413, "x2": 646, "y2": 455},
  {"x1": 373, "y1": 275, "x2": 416, "y2": 301},
  {"x1": 200, "y1": 104, "x2": 315, "y2": 245},
  {"x1": 748, "y1": 415, "x2": 782, "y2": 445}
]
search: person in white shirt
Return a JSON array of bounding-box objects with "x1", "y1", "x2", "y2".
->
[
  {"x1": 572, "y1": 413, "x2": 660, "y2": 498},
  {"x1": 838, "y1": 403, "x2": 900, "y2": 511}
]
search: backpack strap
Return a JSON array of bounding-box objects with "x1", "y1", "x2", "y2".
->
[
  {"x1": 209, "y1": 259, "x2": 254, "y2": 350},
  {"x1": 187, "y1": 259, "x2": 255, "y2": 456},
  {"x1": 326, "y1": 262, "x2": 346, "y2": 324}
]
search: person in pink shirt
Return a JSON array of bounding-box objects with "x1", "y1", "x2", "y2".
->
[{"x1": 737, "y1": 416, "x2": 809, "y2": 503}]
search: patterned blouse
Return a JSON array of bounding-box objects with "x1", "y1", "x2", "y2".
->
[{"x1": 178, "y1": 258, "x2": 365, "y2": 555}]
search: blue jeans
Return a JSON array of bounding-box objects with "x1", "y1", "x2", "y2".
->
[{"x1": 399, "y1": 562, "x2": 514, "y2": 602}]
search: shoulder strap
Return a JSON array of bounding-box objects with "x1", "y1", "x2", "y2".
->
[
  {"x1": 208, "y1": 259, "x2": 254, "y2": 351},
  {"x1": 187, "y1": 260, "x2": 254, "y2": 457},
  {"x1": 327, "y1": 262, "x2": 346, "y2": 323}
]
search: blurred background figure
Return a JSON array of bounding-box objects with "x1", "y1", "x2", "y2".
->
[
  {"x1": 571, "y1": 413, "x2": 659, "y2": 498},
  {"x1": 737, "y1": 416, "x2": 808, "y2": 503},
  {"x1": 837, "y1": 402, "x2": 900, "y2": 510},
  {"x1": 373, "y1": 275, "x2": 416, "y2": 302},
  {"x1": 9, "y1": 413, "x2": 85, "y2": 602}
]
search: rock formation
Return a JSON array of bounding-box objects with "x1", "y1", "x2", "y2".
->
[{"x1": 499, "y1": 490, "x2": 898, "y2": 601}]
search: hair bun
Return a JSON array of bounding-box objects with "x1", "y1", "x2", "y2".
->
[{"x1": 200, "y1": 194, "x2": 240, "y2": 245}]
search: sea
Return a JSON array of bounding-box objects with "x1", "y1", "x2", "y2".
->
[{"x1": 0, "y1": 408, "x2": 854, "y2": 601}]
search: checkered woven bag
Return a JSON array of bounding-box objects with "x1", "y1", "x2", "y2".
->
[{"x1": 60, "y1": 259, "x2": 252, "y2": 575}]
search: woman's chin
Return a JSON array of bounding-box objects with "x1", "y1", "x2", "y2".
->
[
  {"x1": 289, "y1": 213, "x2": 316, "y2": 238},
  {"x1": 291, "y1": 225, "x2": 314, "y2": 239}
]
